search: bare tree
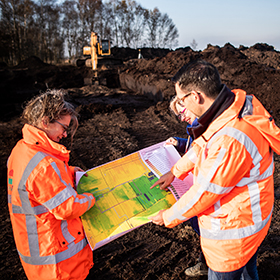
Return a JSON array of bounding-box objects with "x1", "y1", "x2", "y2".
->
[
  {"x1": 145, "y1": 7, "x2": 178, "y2": 49},
  {"x1": 190, "y1": 39, "x2": 198, "y2": 50},
  {"x1": 0, "y1": 0, "x2": 180, "y2": 63},
  {"x1": 113, "y1": 0, "x2": 126, "y2": 46},
  {"x1": 145, "y1": 7, "x2": 160, "y2": 48},
  {"x1": 130, "y1": 3, "x2": 145, "y2": 48},
  {"x1": 32, "y1": 0, "x2": 61, "y2": 63},
  {"x1": 34, "y1": 0, "x2": 46, "y2": 61},
  {"x1": 44, "y1": 2, "x2": 61, "y2": 62},
  {"x1": 0, "y1": 0, "x2": 14, "y2": 63},
  {"x1": 105, "y1": 0, "x2": 119, "y2": 46},
  {"x1": 0, "y1": 0, "x2": 23, "y2": 64},
  {"x1": 77, "y1": 0, "x2": 89, "y2": 52},
  {"x1": 19, "y1": 0, "x2": 36, "y2": 60},
  {"x1": 61, "y1": 0, "x2": 79, "y2": 59},
  {"x1": 157, "y1": 13, "x2": 178, "y2": 48},
  {"x1": 83, "y1": 0, "x2": 102, "y2": 35},
  {"x1": 90, "y1": 0, "x2": 146, "y2": 48},
  {"x1": 122, "y1": 0, "x2": 145, "y2": 48},
  {"x1": 77, "y1": 0, "x2": 102, "y2": 50},
  {"x1": 96, "y1": 2, "x2": 114, "y2": 42}
]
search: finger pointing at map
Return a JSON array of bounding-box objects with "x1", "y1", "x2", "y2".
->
[{"x1": 150, "y1": 171, "x2": 175, "y2": 190}]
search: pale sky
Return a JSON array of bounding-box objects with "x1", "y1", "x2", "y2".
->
[{"x1": 138, "y1": 0, "x2": 280, "y2": 51}]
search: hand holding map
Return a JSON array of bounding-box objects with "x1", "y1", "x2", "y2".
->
[{"x1": 76, "y1": 142, "x2": 193, "y2": 250}]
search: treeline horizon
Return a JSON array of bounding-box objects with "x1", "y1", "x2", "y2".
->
[{"x1": 0, "y1": 0, "x2": 179, "y2": 66}]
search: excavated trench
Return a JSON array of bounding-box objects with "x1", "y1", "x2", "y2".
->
[{"x1": 119, "y1": 71, "x2": 164, "y2": 102}]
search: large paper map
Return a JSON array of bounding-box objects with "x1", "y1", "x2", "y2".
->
[{"x1": 76, "y1": 142, "x2": 193, "y2": 250}]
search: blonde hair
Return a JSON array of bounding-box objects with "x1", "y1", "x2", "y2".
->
[
  {"x1": 22, "y1": 89, "x2": 78, "y2": 141},
  {"x1": 169, "y1": 96, "x2": 180, "y2": 116}
]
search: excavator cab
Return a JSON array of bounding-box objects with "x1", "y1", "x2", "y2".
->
[
  {"x1": 99, "y1": 40, "x2": 111, "y2": 56},
  {"x1": 77, "y1": 31, "x2": 122, "y2": 85},
  {"x1": 82, "y1": 32, "x2": 112, "y2": 70}
]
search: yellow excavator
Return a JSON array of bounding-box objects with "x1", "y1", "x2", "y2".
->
[
  {"x1": 83, "y1": 32, "x2": 111, "y2": 70},
  {"x1": 73, "y1": 32, "x2": 122, "y2": 85}
]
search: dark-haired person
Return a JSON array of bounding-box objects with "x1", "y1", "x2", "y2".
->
[
  {"x1": 7, "y1": 90, "x2": 95, "y2": 280},
  {"x1": 150, "y1": 59, "x2": 280, "y2": 279}
]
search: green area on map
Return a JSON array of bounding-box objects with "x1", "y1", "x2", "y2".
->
[{"x1": 77, "y1": 152, "x2": 176, "y2": 249}]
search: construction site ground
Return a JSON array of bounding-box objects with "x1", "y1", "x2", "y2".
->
[{"x1": 1, "y1": 43, "x2": 280, "y2": 279}]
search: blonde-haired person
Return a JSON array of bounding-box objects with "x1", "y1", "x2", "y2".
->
[
  {"x1": 7, "y1": 89, "x2": 95, "y2": 280},
  {"x1": 165, "y1": 97, "x2": 207, "y2": 277},
  {"x1": 166, "y1": 97, "x2": 199, "y2": 154}
]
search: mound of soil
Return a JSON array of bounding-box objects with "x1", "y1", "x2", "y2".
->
[{"x1": 1, "y1": 43, "x2": 280, "y2": 280}]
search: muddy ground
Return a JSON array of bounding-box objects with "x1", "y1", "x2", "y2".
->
[{"x1": 1, "y1": 43, "x2": 280, "y2": 279}]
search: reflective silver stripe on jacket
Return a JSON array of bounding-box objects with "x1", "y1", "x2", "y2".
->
[
  {"x1": 169, "y1": 126, "x2": 273, "y2": 240},
  {"x1": 169, "y1": 148, "x2": 234, "y2": 223},
  {"x1": 61, "y1": 220, "x2": 75, "y2": 243},
  {"x1": 77, "y1": 194, "x2": 93, "y2": 211},
  {"x1": 10, "y1": 152, "x2": 88, "y2": 265},
  {"x1": 18, "y1": 238, "x2": 88, "y2": 265},
  {"x1": 199, "y1": 208, "x2": 273, "y2": 240},
  {"x1": 12, "y1": 203, "x2": 48, "y2": 215}
]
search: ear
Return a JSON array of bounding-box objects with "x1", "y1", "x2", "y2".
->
[
  {"x1": 41, "y1": 116, "x2": 50, "y2": 128},
  {"x1": 191, "y1": 91, "x2": 201, "y2": 104},
  {"x1": 192, "y1": 91, "x2": 203, "y2": 104}
]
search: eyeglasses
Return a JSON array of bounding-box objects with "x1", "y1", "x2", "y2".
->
[
  {"x1": 54, "y1": 120, "x2": 69, "y2": 134},
  {"x1": 178, "y1": 108, "x2": 186, "y2": 121},
  {"x1": 177, "y1": 92, "x2": 192, "y2": 106}
]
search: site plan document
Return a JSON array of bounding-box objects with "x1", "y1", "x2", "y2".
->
[{"x1": 76, "y1": 141, "x2": 193, "y2": 250}]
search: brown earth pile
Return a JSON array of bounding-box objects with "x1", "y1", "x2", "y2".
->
[{"x1": 1, "y1": 43, "x2": 280, "y2": 280}]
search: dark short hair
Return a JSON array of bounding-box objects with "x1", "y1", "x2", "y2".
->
[{"x1": 172, "y1": 59, "x2": 222, "y2": 98}]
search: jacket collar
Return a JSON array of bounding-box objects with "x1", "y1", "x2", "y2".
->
[
  {"x1": 22, "y1": 124, "x2": 70, "y2": 162},
  {"x1": 192, "y1": 87, "x2": 247, "y2": 147},
  {"x1": 191, "y1": 85, "x2": 235, "y2": 140}
]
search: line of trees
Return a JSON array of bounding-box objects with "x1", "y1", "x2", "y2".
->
[{"x1": 0, "y1": 0, "x2": 179, "y2": 65}]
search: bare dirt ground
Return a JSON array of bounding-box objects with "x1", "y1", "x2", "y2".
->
[{"x1": 1, "y1": 43, "x2": 280, "y2": 280}]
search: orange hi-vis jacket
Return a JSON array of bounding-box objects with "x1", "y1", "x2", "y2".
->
[
  {"x1": 164, "y1": 89, "x2": 280, "y2": 272},
  {"x1": 7, "y1": 124, "x2": 95, "y2": 280}
]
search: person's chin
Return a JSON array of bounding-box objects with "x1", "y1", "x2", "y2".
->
[{"x1": 51, "y1": 138, "x2": 60, "y2": 143}]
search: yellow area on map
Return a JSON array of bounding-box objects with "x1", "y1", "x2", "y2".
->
[{"x1": 77, "y1": 151, "x2": 176, "y2": 250}]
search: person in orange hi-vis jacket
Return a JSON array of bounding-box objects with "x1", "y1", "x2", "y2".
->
[
  {"x1": 7, "y1": 89, "x2": 95, "y2": 280},
  {"x1": 150, "y1": 59, "x2": 280, "y2": 279}
]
